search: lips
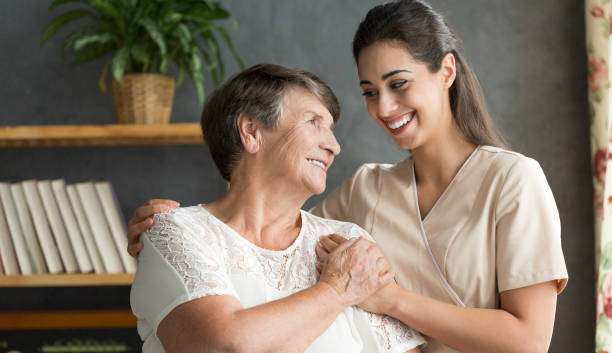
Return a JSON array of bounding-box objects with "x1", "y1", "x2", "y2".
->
[
  {"x1": 383, "y1": 111, "x2": 416, "y2": 130},
  {"x1": 307, "y1": 158, "x2": 328, "y2": 171}
]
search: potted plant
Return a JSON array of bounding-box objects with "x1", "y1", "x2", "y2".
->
[{"x1": 42, "y1": 0, "x2": 244, "y2": 124}]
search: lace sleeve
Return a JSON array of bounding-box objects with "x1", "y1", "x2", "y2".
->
[
  {"x1": 145, "y1": 210, "x2": 238, "y2": 300},
  {"x1": 362, "y1": 309, "x2": 426, "y2": 353}
]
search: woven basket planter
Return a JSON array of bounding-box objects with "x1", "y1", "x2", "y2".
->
[{"x1": 111, "y1": 74, "x2": 175, "y2": 124}]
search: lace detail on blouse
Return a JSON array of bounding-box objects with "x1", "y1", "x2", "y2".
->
[{"x1": 145, "y1": 208, "x2": 237, "y2": 299}]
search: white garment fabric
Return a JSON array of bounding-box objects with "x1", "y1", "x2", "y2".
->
[{"x1": 130, "y1": 206, "x2": 425, "y2": 353}]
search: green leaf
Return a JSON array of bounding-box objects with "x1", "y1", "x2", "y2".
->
[
  {"x1": 87, "y1": 0, "x2": 120, "y2": 18},
  {"x1": 74, "y1": 41, "x2": 115, "y2": 64},
  {"x1": 159, "y1": 55, "x2": 169, "y2": 73},
  {"x1": 216, "y1": 25, "x2": 244, "y2": 69},
  {"x1": 130, "y1": 43, "x2": 150, "y2": 70},
  {"x1": 190, "y1": 46, "x2": 205, "y2": 104},
  {"x1": 176, "y1": 24, "x2": 192, "y2": 54},
  {"x1": 139, "y1": 18, "x2": 167, "y2": 55},
  {"x1": 204, "y1": 32, "x2": 223, "y2": 84},
  {"x1": 49, "y1": 0, "x2": 84, "y2": 10},
  {"x1": 73, "y1": 33, "x2": 114, "y2": 51},
  {"x1": 41, "y1": 9, "x2": 93, "y2": 43},
  {"x1": 99, "y1": 60, "x2": 110, "y2": 93},
  {"x1": 111, "y1": 47, "x2": 130, "y2": 82}
]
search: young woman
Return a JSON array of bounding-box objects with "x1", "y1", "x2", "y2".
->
[{"x1": 127, "y1": 1, "x2": 567, "y2": 352}]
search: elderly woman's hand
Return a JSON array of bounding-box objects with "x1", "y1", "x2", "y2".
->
[
  {"x1": 318, "y1": 236, "x2": 394, "y2": 307},
  {"x1": 127, "y1": 199, "x2": 180, "y2": 257}
]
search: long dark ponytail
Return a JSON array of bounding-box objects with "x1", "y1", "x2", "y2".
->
[{"x1": 352, "y1": 0, "x2": 507, "y2": 148}]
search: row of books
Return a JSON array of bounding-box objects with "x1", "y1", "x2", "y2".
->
[{"x1": 0, "y1": 180, "x2": 136, "y2": 275}]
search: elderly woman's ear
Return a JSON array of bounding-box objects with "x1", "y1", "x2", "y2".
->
[{"x1": 237, "y1": 113, "x2": 263, "y2": 154}]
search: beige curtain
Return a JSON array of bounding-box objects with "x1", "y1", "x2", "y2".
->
[{"x1": 587, "y1": 1, "x2": 612, "y2": 351}]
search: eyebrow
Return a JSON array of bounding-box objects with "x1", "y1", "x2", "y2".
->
[
  {"x1": 359, "y1": 69, "x2": 412, "y2": 85},
  {"x1": 307, "y1": 111, "x2": 335, "y2": 129}
]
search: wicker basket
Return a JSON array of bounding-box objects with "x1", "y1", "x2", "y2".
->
[{"x1": 111, "y1": 74, "x2": 176, "y2": 124}]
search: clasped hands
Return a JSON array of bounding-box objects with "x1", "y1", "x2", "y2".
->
[{"x1": 316, "y1": 234, "x2": 399, "y2": 314}]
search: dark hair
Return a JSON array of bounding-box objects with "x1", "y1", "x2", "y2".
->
[
  {"x1": 352, "y1": 0, "x2": 507, "y2": 148},
  {"x1": 201, "y1": 63, "x2": 340, "y2": 181}
]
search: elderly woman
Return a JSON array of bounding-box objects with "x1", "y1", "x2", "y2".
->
[{"x1": 130, "y1": 64, "x2": 425, "y2": 353}]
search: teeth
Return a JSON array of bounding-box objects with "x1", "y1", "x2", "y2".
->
[
  {"x1": 386, "y1": 113, "x2": 414, "y2": 129},
  {"x1": 307, "y1": 159, "x2": 326, "y2": 170}
]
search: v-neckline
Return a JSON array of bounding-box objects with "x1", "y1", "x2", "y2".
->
[{"x1": 411, "y1": 145, "x2": 481, "y2": 224}]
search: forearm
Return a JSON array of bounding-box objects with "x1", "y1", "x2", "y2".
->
[
  {"x1": 227, "y1": 282, "x2": 345, "y2": 353},
  {"x1": 385, "y1": 288, "x2": 548, "y2": 353}
]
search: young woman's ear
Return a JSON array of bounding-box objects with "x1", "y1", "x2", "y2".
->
[
  {"x1": 237, "y1": 113, "x2": 262, "y2": 154},
  {"x1": 440, "y1": 52, "x2": 457, "y2": 89}
]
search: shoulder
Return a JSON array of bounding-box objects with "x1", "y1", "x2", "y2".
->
[
  {"x1": 478, "y1": 145, "x2": 545, "y2": 180},
  {"x1": 302, "y1": 211, "x2": 370, "y2": 240},
  {"x1": 145, "y1": 206, "x2": 218, "y2": 248}
]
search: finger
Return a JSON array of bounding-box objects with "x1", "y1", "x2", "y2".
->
[
  {"x1": 143, "y1": 199, "x2": 180, "y2": 207},
  {"x1": 376, "y1": 257, "x2": 390, "y2": 274},
  {"x1": 315, "y1": 243, "x2": 330, "y2": 260},
  {"x1": 319, "y1": 236, "x2": 340, "y2": 253},
  {"x1": 132, "y1": 204, "x2": 171, "y2": 223},
  {"x1": 331, "y1": 237, "x2": 359, "y2": 255},
  {"x1": 379, "y1": 271, "x2": 395, "y2": 286},
  {"x1": 328, "y1": 234, "x2": 349, "y2": 244},
  {"x1": 127, "y1": 218, "x2": 153, "y2": 243},
  {"x1": 128, "y1": 242, "x2": 144, "y2": 258}
]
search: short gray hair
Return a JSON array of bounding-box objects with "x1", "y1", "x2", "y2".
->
[{"x1": 201, "y1": 63, "x2": 341, "y2": 181}]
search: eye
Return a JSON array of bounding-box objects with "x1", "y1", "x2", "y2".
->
[
  {"x1": 390, "y1": 80, "x2": 407, "y2": 90},
  {"x1": 361, "y1": 90, "x2": 377, "y2": 98}
]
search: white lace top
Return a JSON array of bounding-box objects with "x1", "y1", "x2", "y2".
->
[{"x1": 130, "y1": 206, "x2": 425, "y2": 353}]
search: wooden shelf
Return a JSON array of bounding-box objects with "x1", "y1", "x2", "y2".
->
[
  {"x1": 0, "y1": 273, "x2": 134, "y2": 287},
  {"x1": 0, "y1": 123, "x2": 204, "y2": 147},
  {"x1": 0, "y1": 309, "x2": 136, "y2": 330}
]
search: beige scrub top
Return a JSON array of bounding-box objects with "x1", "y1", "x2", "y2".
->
[{"x1": 311, "y1": 145, "x2": 568, "y2": 353}]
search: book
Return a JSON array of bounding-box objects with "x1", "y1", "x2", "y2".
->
[
  {"x1": 75, "y1": 182, "x2": 124, "y2": 273},
  {"x1": 66, "y1": 185, "x2": 105, "y2": 274},
  {"x1": 38, "y1": 180, "x2": 78, "y2": 273},
  {"x1": 0, "y1": 183, "x2": 33, "y2": 275},
  {"x1": 22, "y1": 180, "x2": 63, "y2": 273},
  {"x1": 51, "y1": 179, "x2": 93, "y2": 273},
  {"x1": 95, "y1": 182, "x2": 136, "y2": 273},
  {"x1": 0, "y1": 196, "x2": 19, "y2": 275},
  {"x1": 11, "y1": 183, "x2": 47, "y2": 273}
]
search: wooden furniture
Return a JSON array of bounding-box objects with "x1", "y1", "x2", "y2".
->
[
  {"x1": 0, "y1": 123, "x2": 203, "y2": 147},
  {"x1": 0, "y1": 122, "x2": 195, "y2": 331}
]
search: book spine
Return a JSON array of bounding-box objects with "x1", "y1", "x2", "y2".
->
[
  {"x1": 11, "y1": 183, "x2": 47, "y2": 274},
  {"x1": 0, "y1": 183, "x2": 33, "y2": 275},
  {"x1": 75, "y1": 182, "x2": 124, "y2": 274},
  {"x1": 95, "y1": 182, "x2": 136, "y2": 273},
  {"x1": 22, "y1": 180, "x2": 63, "y2": 274},
  {"x1": 0, "y1": 197, "x2": 19, "y2": 275},
  {"x1": 37, "y1": 181, "x2": 78, "y2": 273},
  {"x1": 66, "y1": 185, "x2": 105, "y2": 274},
  {"x1": 51, "y1": 180, "x2": 93, "y2": 273}
]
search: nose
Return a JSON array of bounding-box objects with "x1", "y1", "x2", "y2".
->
[
  {"x1": 377, "y1": 91, "x2": 398, "y2": 119},
  {"x1": 321, "y1": 129, "x2": 341, "y2": 157}
]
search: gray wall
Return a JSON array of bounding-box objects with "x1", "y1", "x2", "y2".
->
[{"x1": 0, "y1": 1, "x2": 592, "y2": 352}]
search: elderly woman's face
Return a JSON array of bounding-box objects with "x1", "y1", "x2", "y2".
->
[{"x1": 261, "y1": 88, "x2": 341, "y2": 195}]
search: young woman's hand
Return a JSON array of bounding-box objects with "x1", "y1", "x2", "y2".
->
[
  {"x1": 127, "y1": 199, "x2": 180, "y2": 257},
  {"x1": 318, "y1": 236, "x2": 393, "y2": 307}
]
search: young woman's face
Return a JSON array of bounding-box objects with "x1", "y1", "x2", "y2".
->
[{"x1": 357, "y1": 40, "x2": 454, "y2": 150}]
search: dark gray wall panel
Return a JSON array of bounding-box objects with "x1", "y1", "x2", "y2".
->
[{"x1": 0, "y1": 1, "x2": 592, "y2": 352}]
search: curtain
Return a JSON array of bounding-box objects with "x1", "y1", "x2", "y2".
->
[{"x1": 588, "y1": 1, "x2": 612, "y2": 352}]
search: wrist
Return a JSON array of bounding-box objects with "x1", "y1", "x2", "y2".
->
[
  {"x1": 385, "y1": 284, "x2": 405, "y2": 316},
  {"x1": 315, "y1": 281, "x2": 349, "y2": 310}
]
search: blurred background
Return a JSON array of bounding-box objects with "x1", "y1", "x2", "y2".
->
[{"x1": 0, "y1": 1, "x2": 592, "y2": 352}]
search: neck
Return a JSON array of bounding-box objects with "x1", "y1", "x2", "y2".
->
[
  {"x1": 205, "y1": 169, "x2": 307, "y2": 250},
  {"x1": 411, "y1": 123, "x2": 477, "y2": 188}
]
